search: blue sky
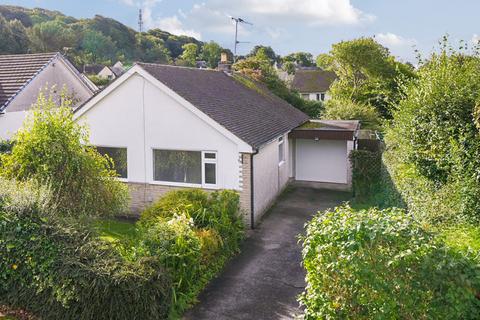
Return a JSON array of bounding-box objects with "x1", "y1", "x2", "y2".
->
[{"x1": 2, "y1": 0, "x2": 480, "y2": 62}]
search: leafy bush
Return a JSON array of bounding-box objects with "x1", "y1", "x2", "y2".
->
[
  {"x1": 322, "y1": 98, "x2": 382, "y2": 130},
  {"x1": 136, "y1": 189, "x2": 244, "y2": 317},
  {"x1": 0, "y1": 178, "x2": 172, "y2": 320},
  {"x1": 385, "y1": 44, "x2": 480, "y2": 224},
  {"x1": 300, "y1": 205, "x2": 480, "y2": 320},
  {"x1": 0, "y1": 92, "x2": 129, "y2": 217}
]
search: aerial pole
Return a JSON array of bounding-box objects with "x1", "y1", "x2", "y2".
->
[
  {"x1": 230, "y1": 17, "x2": 253, "y2": 63},
  {"x1": 138, "y1": 9, "x2": 144, "y2": 32}
]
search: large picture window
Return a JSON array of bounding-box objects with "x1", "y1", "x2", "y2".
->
[
  {"x1": 96, "y1": 146, "x2": 128, "y2": 179},
  {"x1": 153, "y1": 149, "x2": 217, "y2": 187}
]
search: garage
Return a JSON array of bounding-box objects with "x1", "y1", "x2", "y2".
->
[
  {"x1": 295, "y1": 139, "x2": 348, "y2": 183},
  {"x1": 289, "y1": 120, "x2": 359, "y2": 188}
]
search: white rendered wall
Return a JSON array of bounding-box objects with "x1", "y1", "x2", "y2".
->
[
  {"x1": 0, "y1": 111, "x2": 28, "y2": 140},
  {"x1": 253, "y1": 133, "x2": 290, "y2": 220},
  {"x1": 76, "y1": 74, "x2": 242, "y2": 191}
]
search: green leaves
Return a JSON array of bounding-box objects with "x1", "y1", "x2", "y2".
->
[{"x1": 299, "y1": 205, "x2": 480, "y2": 320}]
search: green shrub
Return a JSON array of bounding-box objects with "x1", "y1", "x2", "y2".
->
[
  {"x1": 322, "y1": 98, "x2": 382, "y2": 130},
  {"x1": 300, "y1": 205, "x2": 480, "y2": 320},
  {"x1": 0, "y1": 92, "x2": 129, "y2": 217},
  {"x1": 0, "y1": 178, "x2": 172, "y2": 320}
]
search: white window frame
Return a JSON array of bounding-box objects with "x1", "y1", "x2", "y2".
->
[
  {"x1": 278, "y1": 136, "x2": 285, "y2": 166},
  {"x1": 151, "y1": 148, "x2": 219, "y2": 189},
  {"x1": 95, "y1": 145, "x2": 128, "y2": 182}
]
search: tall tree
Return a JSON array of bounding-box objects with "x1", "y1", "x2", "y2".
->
[
  {"x1": 179, "y1": 43, "x2": 198, "y2": 67},
  {"x1": 249, "y1": 45, "x2": 278, "y2": 64},
  {"x1": 283, "y1": 52, "x2": 315, "y2": 67},
  {"x1": 81, "y1": 29, "x2": 116, "y2": 64},
  {"x1": 200, "y1": 41, "x2": 222, "y2": 68},
  {"x1": 317, "y1": 37, "x2": 415, "y2": 117},
  {"x1": 28, "y1": 19, "x2": 75, "y2": 52}
]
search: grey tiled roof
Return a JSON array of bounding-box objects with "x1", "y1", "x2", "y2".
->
[
  {"x1": 137, "y1": 63, "x2": 310, "y2": 148},
  {"x1": 291, "y1": 69, "x2": 336, "y2": 93},
  {"x1": 0, "y1": 52, "x2": 57, "y2": 110}
]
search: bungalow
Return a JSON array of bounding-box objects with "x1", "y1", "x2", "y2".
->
[
  {"x1": 74, "y1": 63, "x2": 358, "y2": 227},
  {"x1": 0, "y1": 52, "x2": 98, "y2": 139},
  {"x1": 291, "y1": 69, "x2": 336, "y2": 102}
]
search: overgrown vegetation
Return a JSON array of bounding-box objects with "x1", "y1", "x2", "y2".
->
[
  {"x1": 0, "y1": 91, "x2": 129, "y2": 217},
  {"x1": 300, "y1": 206, "x2": 480, "y2": 319},
  {"x1": 0, "y1": 94, "x2": 245, "y2": 319},
  {"x1": 322, "y1": 98, "x2": 382, "y2": 130}
]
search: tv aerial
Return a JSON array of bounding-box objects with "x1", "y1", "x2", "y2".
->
[{"x1": 229, "y1": 16, "x2": 253, "y2": 62}]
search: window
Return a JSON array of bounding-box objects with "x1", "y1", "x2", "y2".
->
[
  {"x1": 321, "y1": 93, "x2": 326, "y2": 101},
  {"x1": 153, "y1": 150, "x2": 217, "y2": 187},
  {"x1": 316, "y1": 93, "x2": 321, "y2": 101},
  {"x1": 96, "y1": 146, "x2": 128, "y2": 179},
  {"x1": 302, "y1": 93, "x2": 310, "y2": 100},
  {"x1": 278, "y1": 137, "x2": 285, "y2": 165}
]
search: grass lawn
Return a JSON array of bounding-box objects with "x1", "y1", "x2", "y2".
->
[{"x1": 93, "y1": 218, "x2": 138, "y2": 242}]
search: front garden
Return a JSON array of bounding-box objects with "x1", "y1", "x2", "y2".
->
[{"x1": 0, "y1": 93, "x2": 244, "y2": 319}]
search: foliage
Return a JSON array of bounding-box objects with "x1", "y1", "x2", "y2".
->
[
  {"x1": 179, "y1": 43, "x2": 198, "y2": 67},
  {"x1": 300, "y1": 205, "x2": 480, "y2": 320},
  {"x1": 385, "y1": 43, "x2": 480, "y2": 224},
  {"x1": 0, "y1": 15, "x2": 29, "y2": 54},
  {"x1": 0, "y1": 92, "x2": 128, "y2": 217},
  {"x1": 282, "y1": 61, "x2": 296, "y2": 75},
  {"x1": 27, "y1": 19, "x2": 75, "y2": 52},
  {"x1": 249, "y1": 45, "x2": 279, "y2": 64},
  {"x1": 200, "y1": 41, "x2": 222, "y2": 68},
  {"x1": 80, "y1": 29, "x2": 116, "y2": 64},
  {"x1": 283, "y1": 52, "x2": 315, "y2": 67},
  {"x1": 87, "y1": 74, "x2": 111, "y2": 86},
  {"x1": 135, "y1": 33, "x2": 171, "y2": 64},
  {"x1": 317, "y1": 37, "x2": 415, "y2": 117},
  {"x1": 349, "y1": 150, "x2": 382, "y2": 201},
  {"x1": 233, "y1": 56, "x2": 324, "y2": 117},
  {"x1": 0, "y1": 178, "x2": 172, "y2": 320},
  {"x1": 322, "y1": 98, "x2": 382, "y2": 130}
]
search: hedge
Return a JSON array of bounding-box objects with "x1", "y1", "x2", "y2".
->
[{"x1": 300, "y1": 205, "x2": 480, "y2": 320}]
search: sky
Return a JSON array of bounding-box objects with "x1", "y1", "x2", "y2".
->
[{"x1": 2, "y1": 0, "x2": 480, "y2": 62}]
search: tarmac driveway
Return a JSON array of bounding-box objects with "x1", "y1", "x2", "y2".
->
[{"x1": 184, "y1": 185, "x2": 351, "y2": 320}]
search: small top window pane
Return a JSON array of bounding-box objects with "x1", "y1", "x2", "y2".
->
[{"x1": 204, "y1": 152, "x2": 216, "y2": 159}]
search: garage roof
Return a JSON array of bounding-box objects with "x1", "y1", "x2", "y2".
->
[{"x1": 290, "y1": 120, "x2": 360, "y2": 140}]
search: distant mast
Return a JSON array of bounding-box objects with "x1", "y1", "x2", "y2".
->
[{"x1": 138, "y1": 9, "x2": 144, "y2": 32}]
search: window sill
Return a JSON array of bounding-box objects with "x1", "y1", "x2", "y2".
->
[{"x1": 149, "y1": 180, "x2": 219, "y2": 190}]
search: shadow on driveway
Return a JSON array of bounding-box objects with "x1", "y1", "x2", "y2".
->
[{"x1": 184, "y1": 186, "x2": 351, "y2": 320}]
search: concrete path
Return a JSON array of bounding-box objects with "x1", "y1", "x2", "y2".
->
[{"x1": 184, "y1": 186, "x2": 350, "y2": 320}]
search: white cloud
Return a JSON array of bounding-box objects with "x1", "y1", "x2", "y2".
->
[
  {"x1": 155, "y1": 15, "x2": 202, "y2": 39},
  {"x1": 375, "y1": 32, "x2": 416, "y2": 47}
]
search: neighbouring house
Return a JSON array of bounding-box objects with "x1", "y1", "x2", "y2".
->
[
  {"x1": 74, "y1": 63, "x2": 358, "y2": 227},
  {"x1": 97, "y1": 61, "x2": 126, "y2": 80},
  {"x1": 0, "y1": 52, "x2": 98, "y2": 140},
  {"x1": 83, "y1": 64, "x2": 105, "y2": 75},
  {"x1": 291, "y1": 69, "x2": 336, "y2": 102}
]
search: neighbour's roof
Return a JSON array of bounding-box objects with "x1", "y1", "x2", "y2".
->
[
  {"x1": 137, "y1": 63, "x2": 310, "y2": 148},
  {"x1": 0, "y1": 52, "x2": 58, "y2": 111},
  {"x1": 83, "y1": 64, "x2": 105, "y2": 75},
  {"x1": 291, "y1": 69, "x2": 336, "y2": 93}
]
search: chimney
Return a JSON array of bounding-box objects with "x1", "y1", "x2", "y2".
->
[{"x1": 218, "y1": 51, "x2": 232, "y2": 73}]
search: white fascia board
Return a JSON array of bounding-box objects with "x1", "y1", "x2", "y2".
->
[{"x1": 74, "y1": 65, "x2": 253, "y2": 153}]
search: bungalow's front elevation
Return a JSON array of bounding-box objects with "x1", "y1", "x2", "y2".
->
[{"x1": 74, "y1": 63, "x2": 358, "y2": 227}]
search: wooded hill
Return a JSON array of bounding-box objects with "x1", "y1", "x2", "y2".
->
[{"x1": 0, "y1": 5, "x2": 230, "y2": 68}]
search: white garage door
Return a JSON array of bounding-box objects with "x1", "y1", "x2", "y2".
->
[{"x1": 295, "y1": 139, "x2": 348, "y2": 184}]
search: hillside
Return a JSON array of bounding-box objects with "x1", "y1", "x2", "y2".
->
[{"x1": 0, "y1": 5, "x2": 229, "y2": 68}]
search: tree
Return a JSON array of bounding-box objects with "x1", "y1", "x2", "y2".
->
[
  {"x1": 28, "y1": 19, "x2": 75, "y2": 52},
  {"x1": 180, "y1": 43, "x2": 198, "y2": 67},
  {"x1": 283, "y1": 52, "x2": 315, "y2": 67},
  {"x1": 0, "y1": 16, "x2": 29, "y2": 54},
  {"x1": 135, "y1": 33, "x2": 171, "y2": 64},
  {"x1": 200, "y1": 41, "x2": 222, "y2": 68},
  {"x1": 322, "y1": 99, "x2": 381, "y2": 130},
  {"x1": 317, "y1": 37, "x2": 415, "y2": 117},
  {"x1": 0, "y1": 90, "x2": 129, "y2": 217},
  {"x1": 81, "y1": 29, "x2": 116, "y2": 64},
  {"x1": 249, "y1": 45, "x2": 278, "y2": 64}
]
